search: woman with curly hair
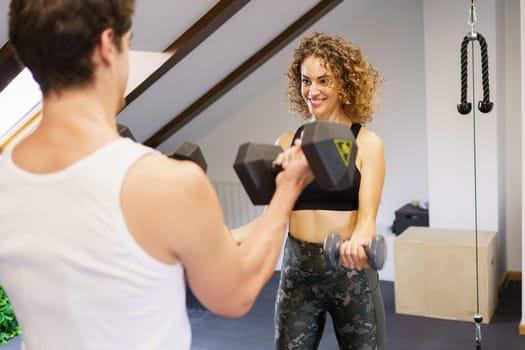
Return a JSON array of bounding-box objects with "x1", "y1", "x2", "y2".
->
[{"x1": 274, "y1": 32, "x2": 386, "y2": 349}]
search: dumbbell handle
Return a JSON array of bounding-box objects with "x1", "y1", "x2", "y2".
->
[
  {"x1": 323, "y1": 232, "x2": 387, "y2": 271},
  {"x1": 271, "y1": 161, "x2": 283, "y2": 175}
]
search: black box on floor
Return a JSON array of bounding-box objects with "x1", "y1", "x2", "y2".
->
[{"x1": 393, "y1": 203, "x2": 429, "y2": 235}]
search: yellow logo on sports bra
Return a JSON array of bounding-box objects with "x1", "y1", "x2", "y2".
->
[{"x1": 334, "y1": 139, "x2": 353, "y2": 167}]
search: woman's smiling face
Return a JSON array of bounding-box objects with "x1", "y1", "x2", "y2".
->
[{"x1": 300, "y1": 55, "x2": 343, "y2": 121}]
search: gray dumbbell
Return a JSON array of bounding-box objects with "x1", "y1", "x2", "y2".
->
[{"x1": 323, "y1": 232, "x2": 387, "y2": 271}]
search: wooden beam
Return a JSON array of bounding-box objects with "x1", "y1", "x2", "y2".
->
[
  {"x1": 0, "y1": 0, "x2": 248, "y2": 151},
  {"x1": 0, "y1": 109, "x2": 41, "y2": 153},
  {"x1": 0, "y1": 42, "x2": 23, "y2": 94},
  {"x1": 0, "y1": 1, "x2": 248, "y2": 98},
  {"x1": 144, "y1": 0, "x2": 343, "y2": 148},
  {"x1": 125, "y1": 0, "x2": 250, "y2": 106}
]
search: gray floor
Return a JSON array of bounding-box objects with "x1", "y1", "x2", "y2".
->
[
  {"x1": 2, "y1": 274, "x2": 524, "y2": 349},
  {"x1": 188, "y1": 275, "x2": 525, "y2": 349}
]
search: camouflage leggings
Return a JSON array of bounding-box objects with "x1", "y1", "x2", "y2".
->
[{"x1": 274, "y1": 234, "x2": 385, "y2": 350}]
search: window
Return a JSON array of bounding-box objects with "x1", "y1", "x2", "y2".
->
[{"x1": 0, "y1": 68, "x2": 42, "y2": 151}]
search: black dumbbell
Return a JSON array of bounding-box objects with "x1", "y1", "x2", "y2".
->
[
  {"x1": 232, "y1": 143, "x2": 282, "y2": 204},
  {"x1": 323, "y1": 232, "x2": 387, "y2": 271},
  {"x1": 118, "y1": 124, "x2": 136, "y2": 141},
  {"x1": 233, "y1": 120, "x2": 357, "y2": 205},
  {"x1": 301, "y1": 120, "x2": 358, "y2": 190},
  {"x1": 170, "y1": 142, "x2": 207, "y2": 172}
]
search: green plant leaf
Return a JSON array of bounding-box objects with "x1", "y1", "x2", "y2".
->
[{"x1": 0, "y1": 286, "x2": 21, "y2": 344}]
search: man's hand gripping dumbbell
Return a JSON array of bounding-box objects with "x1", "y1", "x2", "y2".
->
[{"x1": 233, "y1": 120, "x2": 358, "y2": 204}]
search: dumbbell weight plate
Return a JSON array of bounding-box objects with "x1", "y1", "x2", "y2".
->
[
  {"x1": 302, "y1": 120, "x2": 358, "y2": 191},
  {"x1": 171, "y1": 142, "x2": 208, "y2": 172},
  {"x1": 233, "y1": 143, "x2": 283, "y2": 205},
  {"x1": 366, "y1": 235, "x2": 387, "y2": 271},
  {"x1": 323, "y1": 232, "x2": 341, "y2": 270},
  {"x1": 118, "y1": 124, "x2": 136, "y2": 141}
]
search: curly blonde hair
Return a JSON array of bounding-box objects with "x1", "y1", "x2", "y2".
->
[{"x1": 286, "y1": 32, "x2": 382, "y2": 123}]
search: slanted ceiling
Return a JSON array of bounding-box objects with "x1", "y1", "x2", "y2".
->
[{"x1": 0, "y1": 0, "x2": 378, "y2": 152}]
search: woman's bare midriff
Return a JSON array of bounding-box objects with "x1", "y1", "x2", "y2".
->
[{"x1": 288, "y1": 209, "x2": 357, "y2": 244}]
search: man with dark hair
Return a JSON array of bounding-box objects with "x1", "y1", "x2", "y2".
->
[{"x1": 0, "y1": 1, "x2": 313, "y2": 349}]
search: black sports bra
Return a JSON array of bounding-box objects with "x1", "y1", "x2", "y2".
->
[{"x1": 292, "y1": 123, "x2": 361, "y2": 211}]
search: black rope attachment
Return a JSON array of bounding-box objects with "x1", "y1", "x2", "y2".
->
[{"x1": 457, "y1": 33, "x2": 493, "y2": 115}]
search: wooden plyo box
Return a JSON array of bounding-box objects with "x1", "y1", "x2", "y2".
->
[{"x1": 394, "y1": 227, "x2": 498, "y2": 324}]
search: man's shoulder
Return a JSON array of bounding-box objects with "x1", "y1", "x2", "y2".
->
[
  {"x1": 121, "y1": 153, "x2": 212, "y2": 253},
  {"x1": 130, "y1": 153, "x2": 207, "y2": 194}
]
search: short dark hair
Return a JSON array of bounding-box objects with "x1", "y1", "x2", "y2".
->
[{"x1": 9, "y1": 0, "x2": 135, "y2": 95}]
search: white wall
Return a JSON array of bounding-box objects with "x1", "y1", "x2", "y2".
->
[
  {"x1": 329, "y1": 0, "x2": 429, "y2": 228},
  {"x1": 519, "y1": 0, "x2": 525, "y2": 330},
  {"x1": 424, "y1": 0, "x2": 498, "y2": 231},
  {"x1": 422, "y1": 0, "x2": 524, "y2": 285},
  {"x1": 498, "y1": 0, "x2": 522, "y2": 275},
  {"x1": 165, "y1": 0, "x2": 427, "y2": 281},
  {"x1": 179, "y1": 0, "x2": 429, "y2": 231},
  {"x1": 167, "y1": 1, "x2": 522, "y2": 288}
]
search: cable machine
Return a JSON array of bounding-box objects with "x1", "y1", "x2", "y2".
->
[{"x1": 456, "y1": 1, "x2": 494, "y2": 349}]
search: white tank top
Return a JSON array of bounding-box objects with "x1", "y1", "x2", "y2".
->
[{"x1": 0, "y1": 138, "x2": 191, "y2": 350}]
